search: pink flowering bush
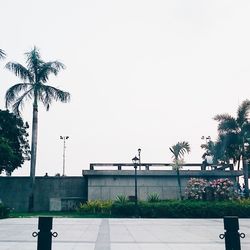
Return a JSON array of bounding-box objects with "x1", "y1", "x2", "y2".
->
[
  {"x1": 185, "y1": 178, "x2": 239, "y2": 201},
  {"x1": 185, "y1": 178, "x2": 208, "y2": 200},
  {"x1": 209, "y1": 178, "x2": 237, "y2": 200}
]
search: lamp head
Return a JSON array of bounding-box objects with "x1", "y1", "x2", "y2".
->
[{"x1": 132, "y1": 156, "x2": 139, "y2": 164}]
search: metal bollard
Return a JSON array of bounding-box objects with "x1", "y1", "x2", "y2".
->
[
  {"x1": 32, "y1": 217, "x2": 58, "y2": 250},
  {"x1": 219, "y1": 216, "x2": 245, "y2": 250}
]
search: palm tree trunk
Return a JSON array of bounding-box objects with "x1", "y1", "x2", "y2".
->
[
  {"x1": 29, "y1": 100, "x2": 38, "y2": 212},
  {"x1": 30, "y1": 105, "x2": 38, "y2": 181},
  {"x1": 237, "y1": 156, "x2": 241, "y2": 170},
  {"x1": 176, "y1": 168, "x2": 183, "y2": 200}
]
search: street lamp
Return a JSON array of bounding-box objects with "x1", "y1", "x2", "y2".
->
[
  {"x1": 132, "y1": 156, "x2": 139, "y2": 205},
  {"x1": 243, "y1": 141, "x2": 249, "y2": 198},
  {"x1": 138, "y1": 148, "x2": 141, "y2": 170},
  {"x1": 60, "y1": 136, "x2": 69, "y2": 176},
  {"x1": 201, "y1": 136, "x2": 211, "y2": 144}
]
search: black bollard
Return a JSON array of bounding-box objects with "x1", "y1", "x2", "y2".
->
[
  {"x1": 32, "y1": 217, "x2": 58, "y2": 250},
  {"x1": 219, "y1": 216, "x2": 245, "y2": 250}
]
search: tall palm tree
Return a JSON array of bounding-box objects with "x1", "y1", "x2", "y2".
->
[
  {"x1": 214, "y1": 99, "x2": 250, "y2": 197},
  {"x1": 5, "y1": 47, "x2": 70, "y2": 210},
  {"x1": 0, "y1": 49, "x2": 6, "y2": 59},
  {"x1": 169, "y1": 141, "x2": 191, "y2": 199}
]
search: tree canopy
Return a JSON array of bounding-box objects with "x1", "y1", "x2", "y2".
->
[{"x1": 0, "y1": 110, "x2": 30, "y2": 174}]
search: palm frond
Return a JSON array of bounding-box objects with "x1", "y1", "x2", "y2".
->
[
  {"x1": 214, "y1": 114, "x2": 234, "y2": 122},
  {"x1": 5, "y1": 83, "x2": 33, "y2": 109},
  {"x1": 25, "y1": 46, "x2": 43, "y2": 74},
  {"x1": 5, "y1": 62, "x2": 33, "y2": 82},
  {"x1": 237, "y1": 99, "x2": 250, "y2": 127},
  {"x1": 12, "y1": 89, "x2": 34, "y2": 115},
  {"x1": 214, "y1": 114, "x2": 238, "y2": 133},
  {"x1": 0, "y1": 49, "x2": 6, "y2": 59},
  {"x1": 169, "y1": 141, "x2": 190, "y2": 160},
  {"x1": 38, "y1": 61, "x2": 65, "y2": 82},
  {"x1": 38, "y1": 85, "x2": 70, "y2": 111},
  {"x1": 242, "y1": 123, "x2": 250, "y2": 138}
]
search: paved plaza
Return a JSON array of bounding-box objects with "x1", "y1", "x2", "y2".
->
[{"x1": 0, "y1": 218, "x2": 249, "y2": 249}]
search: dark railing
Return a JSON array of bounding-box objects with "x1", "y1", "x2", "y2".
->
[
  {"x1": 32, "y1": 217, "x2": 58, "y2": 250},
  {"x1": 89, "y1": 163, "x2": 234, "y2": 171},
  {"x1": 219, "y1": 216, "x2": 245, "y2": 250}
]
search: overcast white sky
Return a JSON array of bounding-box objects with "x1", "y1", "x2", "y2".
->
[{"x1": 1, "y1": 0, "x2": 250, "y2": 176}]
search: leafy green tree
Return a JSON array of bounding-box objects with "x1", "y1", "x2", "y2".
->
[
  {"x1": 5, "y1": 47, "x2": 70, "y2": 210},
  {"x1": 0, "y1": 110, "x2": 30, "y2": 174},
  {"x1": 169, "y1": 141, "x2": 191, "y2": 199},
  {"x1": 214, "y1": 99, "x2": 250, "y2": 197}
]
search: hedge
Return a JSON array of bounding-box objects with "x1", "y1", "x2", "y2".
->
[
  {"x1": 0, "y1": 204, "x2": 10, "y2": 219},
  {"x1": 111, "y1": 200, "x2": 250, "y2": 218}
]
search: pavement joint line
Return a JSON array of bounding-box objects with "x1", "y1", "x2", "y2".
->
[{"x1": 94, "y1": 219, "x2": 111, "y2": 250}]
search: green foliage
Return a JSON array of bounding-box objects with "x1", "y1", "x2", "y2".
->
[
  {"x1": 77, "y1": 200, "x2": 113, "y2": 215},
  {"x1": 111, "y1": 202, "x2": 137, "y2": 217},
  {"x1": 0, "y1": 204, "x2": 10, "y2": 219},
  {"x1": 0, "y1": 110, "x2": 30, "y2": 174},
  {"x1": 147, "y1": 193, "x2": 160, "y2": 203},
  {"x1": 213, "y1": 99, "x2": 250, "y2": 164},
  {"x1": 115, "y1": 195, "x2": 128, "y2": 205},
  {"x1": 111, "y1": 200, "x2": 250, "y2": 218},
  {"x1": 5, "y1": 47, "x2": 70, "y2": 115},
  {"x1": 169, "y1": 141, "x2": 191, "y2": 161}
]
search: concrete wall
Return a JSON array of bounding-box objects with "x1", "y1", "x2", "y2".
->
[
  {"x1": 0, "y1": 177, "x2": 87, "y2": 212},
  {"x1": 85, "y1": 170, "x2": 242, "y2": 200},
  {"x1": 0, "y1": 170, "x2": 243, "y2": 211}
]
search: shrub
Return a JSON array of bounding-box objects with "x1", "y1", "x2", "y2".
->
[
  {"x1": 77, "y1": 200, "x2": 113, "y2": 214},
  {"x1": 115, "y1": 195, "x2": 128, "y2": 205},
  {"x1": 111, "y1": 200, "x2": 250, "y2": 218},
  {"x1": 210, "y1": 178, "x2": 238, "y2": 200},
  {"x1": 111, "y1": 202, "x2": 137, "y2": 217},
  {"x1": 185, "y1": 178, "x2": 207, "y2": 200},
  {"x1": 147, "y1": 193, "x2": 160, "y2": 203},
  {"x1": 185, "y1": 178, "x2": 239, "y2": 201},
  {"x1": 0, "y1": 204, "x2": 10, "y2": 218}
]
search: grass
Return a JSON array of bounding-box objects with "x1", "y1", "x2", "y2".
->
[{"x1": 9, "y1": 211, "x2": 115, "y2": 218}]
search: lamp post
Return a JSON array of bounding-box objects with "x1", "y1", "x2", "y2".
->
[
  {"x1": 201, "y1": 135, "x2": 211, "y2": 144},
  {"x1": 243, "y1": 141, "x2": 249, "y2": 198},
  {"x1": 60, "y1": 136, "x2": 69, "y2": 176},
  {"x1": 132, "y1": 156, "x2": 139, "y2": 205},
  {"x1": 138, "y1": 148, "x2": 141, "y2": 170}
]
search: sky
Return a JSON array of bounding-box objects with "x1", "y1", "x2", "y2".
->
[{"x1": 0, "y1": 0, "x2": 250, "y2": 176}]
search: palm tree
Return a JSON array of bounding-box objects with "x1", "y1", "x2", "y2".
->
[
  {"x1": 0, "y1": 49, "x2": 6, "y2": 59},
  {"x1": 5, "y1": 47, "x2": 70, "y2": 210},
  {"x1": 169, "y1": 141, "x2": 191, "y2": 199},
  {"x1": 214, "y1": 99, "x2": 250, "y2": 197}
]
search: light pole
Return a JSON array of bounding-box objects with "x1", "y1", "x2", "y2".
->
[
  {"x1": 243, "y1": 141, "x2": 249, "y2": 198},
  {"x1": 60, "y1": 136, "x2": 69, "y2": 176},
  {"x1": 138, "y1": 148, "x2": 141, "y2": 170},
  {"x1": 201, "y1": 135, "x2": 211, "y2": 144},
  {"x1": 132, "y1": 156, "x2": 139, "y2": 205}
]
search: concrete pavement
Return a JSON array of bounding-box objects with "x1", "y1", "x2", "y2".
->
[{"x1": 0, "y1": 218, "x2": 249, "y2": 249}]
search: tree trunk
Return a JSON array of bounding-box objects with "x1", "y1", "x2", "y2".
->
[
  {"x1": 29, "y1": 101, "x2": 38, "y2": 212},
  {"x1": 30, "y1": 105, "x2": 38, "y2": 182},
  {"x1": 176, "y1": 168, "x2": 183, "y2": 200},
  {"x1": 243, "y1": 157, "x2": 249, "y2": 198}
]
